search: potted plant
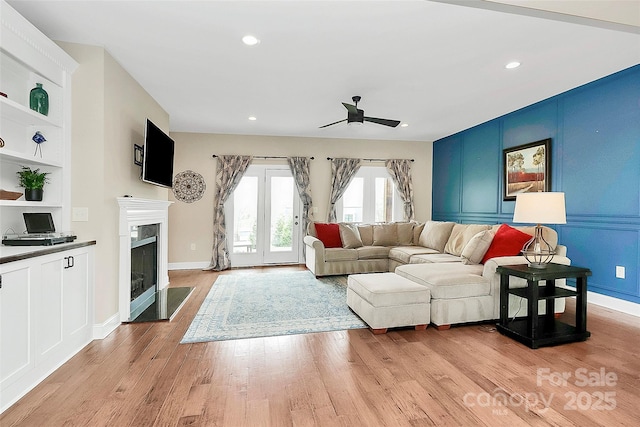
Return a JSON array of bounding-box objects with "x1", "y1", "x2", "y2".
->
[{"x1": 16, "y1": 166, "x2": 49, "y2": 201}]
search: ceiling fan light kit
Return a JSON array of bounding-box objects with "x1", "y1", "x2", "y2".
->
[{"x1": 320, "y1": 95, "x2": 400, "y2": 129}]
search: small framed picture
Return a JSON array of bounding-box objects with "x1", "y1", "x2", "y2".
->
[{"x1": 503, "y1": 138, "x2": 551, "y2": 201}]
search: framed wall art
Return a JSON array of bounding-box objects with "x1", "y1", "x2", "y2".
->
[{"x1": 503, "y1": 138, "x2": 551, "y2": 201}]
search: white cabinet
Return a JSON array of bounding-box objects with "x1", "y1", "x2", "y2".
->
[
  {"x1": 37, "y1": 248, "x2": 91, "y2": 363},
  {"x1": 62, "y1": 251, "x2": 91, "y2": 344},
  {"x1": 0, "y1": 261, "x2": 36, "y2": 393},
  {"x1": 0, "y1": 243, "x2": 95, "y2": 413},
  {"x1": 0, "y1": 2, "x2": 95, "y2": 414},
  {"x1": 0, "y1": 1, "x2": 77, "y2": 234}
]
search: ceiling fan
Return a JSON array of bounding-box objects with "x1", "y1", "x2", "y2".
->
[{"x1": 319, "y1": 96, "x2": 401, "y2": 128}]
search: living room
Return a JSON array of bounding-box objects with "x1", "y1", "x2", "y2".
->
[{"x1": 1, "y1": 1, "x2": 639, "y2": 425}]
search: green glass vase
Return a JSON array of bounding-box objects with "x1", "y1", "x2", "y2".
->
[{"x1": 29, "y1": 83, "x2": 49, "y2": 116}]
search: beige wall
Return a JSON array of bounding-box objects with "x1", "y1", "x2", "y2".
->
[
  {"x1": 168, "y1": 132, "x2": 432, "y2": 266},
  {"x1": 59, "y1": 42, "x2": 169, "y2": 324},
  {"x1": 59, "y1": 42, "x2": 432, "y2": 319}
]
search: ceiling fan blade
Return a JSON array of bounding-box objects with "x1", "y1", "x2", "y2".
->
[
  {"x1": 364, "y1": 116, "x2": 401, "y2": 127},
  {"x1": 342, "y1": 103, "x2": 358, "y2": 114},
  {"x1": 319, "y1": 118, "x2": 347, "y2": 128}
]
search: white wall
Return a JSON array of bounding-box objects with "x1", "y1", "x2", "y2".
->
[
  {"x1": 168, "y1": 132, "x2": 432, "y2": 266},
  {"x1": 59, "y1": 42, "x2": 170, "y2": 324}
]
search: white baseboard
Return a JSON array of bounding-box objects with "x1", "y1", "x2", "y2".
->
[
  {"x1": 93, "y1": 312, "x2": 120, "y2": 339},
  {"x1": 588, "y1": 291, "x2": 639, "y2": 317},
  {"x1": 168, "y1": 261, "x2": 210, "y2": 270}
]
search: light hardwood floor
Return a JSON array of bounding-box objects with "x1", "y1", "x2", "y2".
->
[{"x1": 2, "y1": 266, "x2": 639, "y2": 426}]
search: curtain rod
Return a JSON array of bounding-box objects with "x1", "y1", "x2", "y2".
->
[
  {"x1": 326, "y1": 157, "x2": 414, "y2": 162},
  {"x1": 212, "y1": 155, "x2": 314, "y2": 160}
]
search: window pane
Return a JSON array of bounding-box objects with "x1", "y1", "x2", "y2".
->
[
  {"x1": 342, "y1": 177, "x2": 363, "y2": 222},
  {"x1": 233, "y1": 176, "x2": 258, "y2": 253},
  {"x1": 270, "y1": 176, "x2": 294, "y2": 252}
]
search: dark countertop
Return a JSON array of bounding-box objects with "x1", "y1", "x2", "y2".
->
[{"x1": 0, "y1": 240, "x2": 97, "y2": 264}]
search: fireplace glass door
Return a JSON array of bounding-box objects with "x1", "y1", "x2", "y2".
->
[{"x1": 130, "y1": 224, "x2": 158, "y2": 319}]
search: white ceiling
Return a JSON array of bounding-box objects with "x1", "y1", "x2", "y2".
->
[{"x1": 7, "y1": 0, "x2": 640, "y2": 142}]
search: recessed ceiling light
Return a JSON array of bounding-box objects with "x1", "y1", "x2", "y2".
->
[
  {"x1": 248, "y1": 116, "x2": 257, "y2": 121},
  {"x1": 400, "y1": 123, "x2": 409, "y2": 128},
  {"x1": 505, "y1": 61, "x2": 521, "y2": 69},
  {"x1": 242, "y1": 35, "x2": 260, "y2": 46}
]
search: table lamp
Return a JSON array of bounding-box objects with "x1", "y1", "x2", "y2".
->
[{"x1": 513, "y1": 192, "x2": 566, "y2": 268}]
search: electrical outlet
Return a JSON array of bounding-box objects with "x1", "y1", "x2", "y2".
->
[
  {"x1": 616, "y1": 266, "x2": 625, "y2": 279},
  {"x1": 72, "y1": 207, "x2": 89, "y2": 222},
  {"x1": 190, "y1": 243, "x2": 196, "y2": 251}
]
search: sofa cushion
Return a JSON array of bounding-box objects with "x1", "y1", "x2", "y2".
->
[
  {"x1": 395, "y1": 222, "x2": 414, "y2": 246},
  {"x1": 356, "y1": 246, "x2": 391, "y2": 260},
  {"x1": 389, "y1": 246, "x2": 438, "y2": 264},
  {"x1": 395, "y1": 263, "x2": 489, "y2": 299},
  {"x1": 481, "y1": 224, "x2": 532, "y2": 263},
  {"x1": 325, "y1": 247, "x2": 358, "y2": 262},
  {"x1": 444, "y1": 224, "x2": 492, "y2": 256},
  {"x1": 358, "y1": 225, "x2": 374, "y2": 246},
  {"x1": 314, "y1": 223, "x2": 342, "y2": 248},
  {"x1": 373, "y1": 223, "x2": 398, "y2": 246},
  {"x1": 412, "y1": 222, "x2": 425, "y2": 245},
  {"x1": 418, "y1": 221, "x2": 456, "y2": 252},
  {"x1": 410, "y1": 253, "x2": 462, "y2": 264},
  {"x1": 339, "y1": 223, "x2": 363, "y2": 248},
  {"x1": 461, "y1": 230, "x2": 495, "y2": 265}
]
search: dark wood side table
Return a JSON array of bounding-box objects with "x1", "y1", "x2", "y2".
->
[{"x1": 496, "y1": 263, "x2": 591, "y2": 349}]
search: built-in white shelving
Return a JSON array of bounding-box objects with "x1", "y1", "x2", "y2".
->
[{"x1": 0, "y1": 1, "x2": 76, "y2": 235}]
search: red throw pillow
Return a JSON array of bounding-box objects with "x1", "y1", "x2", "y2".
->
[
  {"x1": 481, "y1": 224, "x2": 532, "y2": 264},
  {"x1": 314, "y1": 223, "x2": 342, "y2": 248}
]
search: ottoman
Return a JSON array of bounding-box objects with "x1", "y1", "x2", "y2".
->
[{"x1": 347, "y1": 273, "x2": 431, "y2": 334}]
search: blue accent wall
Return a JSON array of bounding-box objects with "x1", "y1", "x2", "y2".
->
[{"x1": 432, "y1": 65, "x2": 640, "y2": 304}]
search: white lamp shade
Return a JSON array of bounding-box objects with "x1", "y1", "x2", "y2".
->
[{"x1": 513, "y1": 192, "x2": 566, "y2": 224}]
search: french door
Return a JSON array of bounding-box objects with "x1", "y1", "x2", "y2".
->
[{"x1": 225, "y1": 165, "x2": 303, "y2": 267}]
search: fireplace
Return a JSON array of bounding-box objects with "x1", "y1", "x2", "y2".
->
[
  {"x1": 129, "y1": 224, "x2": 158, "y2": 320},
  {"x1": 118, "y1": 197, "x2": 172, "y2": 322}
]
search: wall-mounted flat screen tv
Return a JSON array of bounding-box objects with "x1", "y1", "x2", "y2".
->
[{"x1": 142, "y1": 119, "x2": 174, "y2": 188}]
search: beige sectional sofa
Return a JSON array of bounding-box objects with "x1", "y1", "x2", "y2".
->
[{"x1": 304, "y1": 221, "x2": 570, "y2": 329}]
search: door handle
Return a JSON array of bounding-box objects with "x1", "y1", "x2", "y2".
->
[{"x1": 64, "y1": 256, "x2": 75, "y2": 269}]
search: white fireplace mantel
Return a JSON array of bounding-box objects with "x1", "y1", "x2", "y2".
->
[{"x1": 117, "y1": 197, "x2": 173, "y2": 322}]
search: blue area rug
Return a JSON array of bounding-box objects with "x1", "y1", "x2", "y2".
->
[{"x1": 181, "y1": 271, "x2": 366, "y2": 343}]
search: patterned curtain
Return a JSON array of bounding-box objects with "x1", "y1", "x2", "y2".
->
[
  {"x1": 385, "y1": 159, "x2": 415, "y2": 221},
  {"x1": 206, "y1": 155, "x2": 253, "y2": 271},
  {"x1": 327, "y1": 158, "x2": 362, "y2": 222},
  {"x1": 287, "y1": 157, "x2": 313, "y2": 234}
]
